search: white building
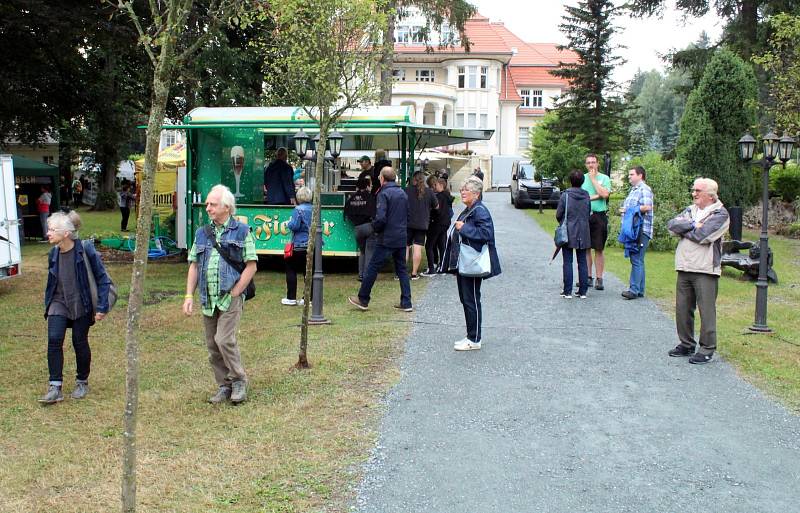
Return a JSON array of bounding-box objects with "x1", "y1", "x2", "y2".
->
[{"x1": 389, "y1": 12, "x2": 575, "y2": 158}]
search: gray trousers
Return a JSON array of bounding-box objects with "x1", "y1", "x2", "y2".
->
[
  {"x1": 676, "y1": 271, "x2": 719, "y2": 355},
  {"x1": 358, "y1": 232, "x2": 377, "y2": 279},
  {"x1": 202, "y1": 295, "x2": 247, "y2": 386}
]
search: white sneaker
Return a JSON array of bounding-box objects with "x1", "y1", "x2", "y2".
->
[
  {"x1": 297, "y1": 298, "x2": 305, "y2": 306},
  {"x1": 454, "y1": 339, "x2": 481, "y2": 351},
  {"x1": 281, "y1": 298, "x2": 297, "y2": 306}
]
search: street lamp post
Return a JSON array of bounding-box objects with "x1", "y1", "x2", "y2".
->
[
  {"x1": 737, "y1": 129, "x2": 795, "y2": 333},
  {"x1": 295, "y1": 129, "x2": 343, "y2": 325}
]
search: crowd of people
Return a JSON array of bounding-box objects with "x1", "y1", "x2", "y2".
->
[{"x1": 36, "y1": 148, "x2": 731, "y2": 406}]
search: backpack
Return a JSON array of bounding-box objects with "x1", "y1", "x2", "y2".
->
[{"x1": 82, "y1": 240, "x2": 118, "y2": 312}]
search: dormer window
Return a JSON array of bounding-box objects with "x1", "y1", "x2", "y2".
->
[{"x1": 520, "y1": 89, "x2": 543, "y2": 108}]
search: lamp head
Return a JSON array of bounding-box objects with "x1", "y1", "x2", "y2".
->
[
  {"x1": 763, "y1": 129, "x2": 780, "y2": 161},
  {"x1": 738, "y1": 132, "x2": 756, "y2": 162}
]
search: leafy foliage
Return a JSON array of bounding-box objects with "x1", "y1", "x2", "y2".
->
[
  {"x1": 625, "y1": 69, "x2": 690, "y2": 157},
  {"x1": 528, "y1": 112, "x2": 589, "y2": 187},
  {"x1": 609, "y1": 152, "x2": 692, "y2": 252},
  {"x1": 752, "y1": 13, "x2": 800, "y2": 136},
  {"x1": 550, "y1": 0, "x2": 628, "y2": 155},
  {"x1": 770, "y1": 162, "x2": 800, "y2": 202},
  {"x1": 675, "y1": 49, "x2": 758, "y2": 207}
]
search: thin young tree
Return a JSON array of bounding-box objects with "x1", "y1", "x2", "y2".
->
[
  {"x1": 256, "y1": 0, "x2": 386, "y2": 368},
  {"x1": 550, "y1": 0, "x2": 628, "y2": 156},
  {"x1": 111, "y1": 1, "x2": 242, "y2": 510}
]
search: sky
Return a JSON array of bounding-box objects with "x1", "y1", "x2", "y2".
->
[{"x1": 470, "y1": 0, "x2": 724, "y2": 86}]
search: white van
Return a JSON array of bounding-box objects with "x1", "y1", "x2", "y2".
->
[{"x1": 0, "y1": 154, "x2": 22, "y2": 280}]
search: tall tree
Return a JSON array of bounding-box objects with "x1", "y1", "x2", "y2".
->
[
  {"x1": 752, "y1": 13, "x2": 800, "y2": 135},
  {"x1": 550, "y1": 0, "x2": 628, "y2": 156},
  {"x1": 112, "y1": 1, "x2": 241, "y2": 510},
  {"x1": 257, "y1": 0, "x2": 386, "y2": 368},
  {"x1": 625, "y1": 68, "x2": 690, "y2": 156},
  {"x1": 675, "y1": 49, "x2": 758, "y2": 207},
  {"x1": 528, "y1": 112, "x2": 590, "y2": 186},
  {"x1": 378, "y1": 1, "x2": 476, "y2": 104}
]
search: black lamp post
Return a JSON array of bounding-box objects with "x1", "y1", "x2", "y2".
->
[
  {"x1": 737, "y1": 129, "x2": 795, "y2": 333},
  {"x1": 306, "y1": 129, "x2": 343, "y2": 325}
]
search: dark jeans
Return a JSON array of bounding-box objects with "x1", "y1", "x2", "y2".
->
[
  {"x1": 358, "y1": 244, "x2": 412, "y2": 308},
  {"x1": 457, "y1": 274, "x2": 483, "y2": 343},
  {"x1": 356, "y1": 230, "x2": 377, "y2": 279},
  {"x1": 120, "y1": 207, "x2": 131, "y2": 231},
  {"x1": 562, "y1": 247, "x2": 589, "y2": 295},
  {"x1": 284, "y1": 249, "x2": 308, "y2": 300},
  {"x1": 47, "y1": 314, "x2": 92, "y2": 384},
  {"x1": 424, "y1": 224, "x2": 444, "y2": 273}
]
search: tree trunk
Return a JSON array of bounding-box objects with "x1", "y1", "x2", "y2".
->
[
  {"x1": 296, "y1": 117, "x2": 329, "y2": 369},
  {"x1": 121, "y1": 29, "x2": 178, "y2": 513},
  {"x1": 738, "y1": 0, "x2": 758, "y2": 59},
  {"x1": 379, "y1": 4, "x2": 396, "y2": 105}
]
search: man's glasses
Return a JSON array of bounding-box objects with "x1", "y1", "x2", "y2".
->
[{"x1": 691, "y1": 188, "x2": 705, "y2": 193}]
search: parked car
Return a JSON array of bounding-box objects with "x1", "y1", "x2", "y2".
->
[{"x1": 510, "y1": 160, "x2": 561, "y2": 209}]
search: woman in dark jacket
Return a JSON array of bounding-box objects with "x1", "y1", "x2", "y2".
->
[
  {"x1": 41, "y1": 211, "x2": 112, "y2": 404},
  {"x1": 556, "y1": 170, "x2": 592, "y2": 298},
  {"x1": 440, "y1": 177, "x2": 501, "y2": 351},
  {"x1": 284, "y1": 186, "x2": 313, "y2": 305},
  {"x1": 405, "y1": 171, "x2": 438, "y2": 279}
]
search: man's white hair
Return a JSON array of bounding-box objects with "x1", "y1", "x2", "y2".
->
[
  {"x1": 209, "y1": 184, "x2": 237, "y2": 215},
  {"x1": 695, "y1": 178, "x2": 719, "y2": 201}
]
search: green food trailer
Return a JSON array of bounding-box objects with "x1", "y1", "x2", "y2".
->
[{"x1": 173, "y1": 106, "x2": 493, "y2": 255}]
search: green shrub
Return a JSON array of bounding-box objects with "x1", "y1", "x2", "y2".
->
[
  {"x1": 770, "y1": 162, "x2": 800, "y2": 202},
  {"x1": 607, "y1": 152, "x2": 691, "y2": 252},
  {"x1": 94, "y1": 192, "x2": 118, "y2": 211}
]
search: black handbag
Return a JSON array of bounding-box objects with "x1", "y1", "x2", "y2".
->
[{"x1": 204, "y1": 225, "x2": 256, "y2": 300}]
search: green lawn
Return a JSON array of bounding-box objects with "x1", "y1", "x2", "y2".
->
[
  {"x1": 0, "y1": 208, "x2": 424, "y2": 512},
  {"x1": 527, "y1": 209, "x2": 800, "y2": 411}
]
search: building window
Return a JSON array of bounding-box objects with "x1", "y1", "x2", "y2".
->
[
  {"x1": 395, "y1": 25, "x2": 424, "y2": 45},
  {"x1": 520, "y1": 89, "x2": 543, "y2": 108},
  {"x1": 43, "y1": 156, "x2": 55, "y2": 165},
  {"x1": 456, "y1": 113, "x2": 465, "y2": 127},
  {"x1": 518, "y1": 127, "x2": 531, "y2": 149},
  {"x1": 392, "y1": 69, "x2": 406, "y2": 81},
  {"x1": 415, "y1": 69, "x2": 435, "y2": 82},
  {"x1": 163, "y1": 130, "x2": 177, "y2": 148},
  {"x1": 467, "y1": 113, "x2": 476, "y2": 128},
  {"x1": 457, "y1": 66, "x2": 489, "y2": 89}
]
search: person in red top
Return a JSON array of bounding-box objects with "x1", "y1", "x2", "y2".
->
[{"x1": 37, "y1": 185, "x2": 53, "y2": 242}]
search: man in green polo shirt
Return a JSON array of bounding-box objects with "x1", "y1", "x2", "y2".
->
[
  {"x1": 183, "y1": 184, "x2": 257, "y2": 404},
  {"x1": 581, "y1": 153, "x2": 612, "y2": 290}
]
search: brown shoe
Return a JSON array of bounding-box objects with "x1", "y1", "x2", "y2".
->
[
  {"x1": 348, "y1": 296, "x2": 369, "y2": 311},
  {"x1": 393, "y1": 304, "x2": 413, "y2": 312}
]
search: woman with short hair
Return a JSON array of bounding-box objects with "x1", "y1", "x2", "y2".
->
[
  {"x1": 283, "y1": 186, "x2": 313, "y2": 305},
  {"x1": 440, "y1": 177, "x2": 501, "y2": 351},
  {"x1": 40, "y1": 211, "x2": 113, "y2": 404},
  {"x1": 556, "y1": 170, "x2": 592, "y2": 298}
]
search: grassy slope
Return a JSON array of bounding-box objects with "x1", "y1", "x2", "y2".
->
[
  {"x1": 527, "y1": 209, "x2": 800, "y2": 412},
  {"x1": 0, "y1": 208, "x2": 420, "y2": 512}
]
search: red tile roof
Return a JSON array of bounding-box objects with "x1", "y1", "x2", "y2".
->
[{"x1": 394, "y1": 13, "x2": 575, "y2": 101}]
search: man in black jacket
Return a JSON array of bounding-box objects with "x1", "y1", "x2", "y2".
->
[
  {"x1": 371, "y1": 149, "x2": 392, "y2": 196},
  {"x1": 263, "y1": 147, "x2": 296, "y2": 205},
  {"x1": 348, "y1": 167, "x2": 412, "y2": 312}
]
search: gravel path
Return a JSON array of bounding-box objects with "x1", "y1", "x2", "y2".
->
[{"x1": 353, "y1": 192, "x2": 800, "y2": 513}]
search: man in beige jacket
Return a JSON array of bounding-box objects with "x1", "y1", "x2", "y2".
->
[{"x1": 666, "y1": 178, "x2": 730, "y2": 364}]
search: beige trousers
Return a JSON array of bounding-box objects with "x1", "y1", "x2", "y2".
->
[{"x1": 202, "y1": 295, "x2": 247, "y2": 386}]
